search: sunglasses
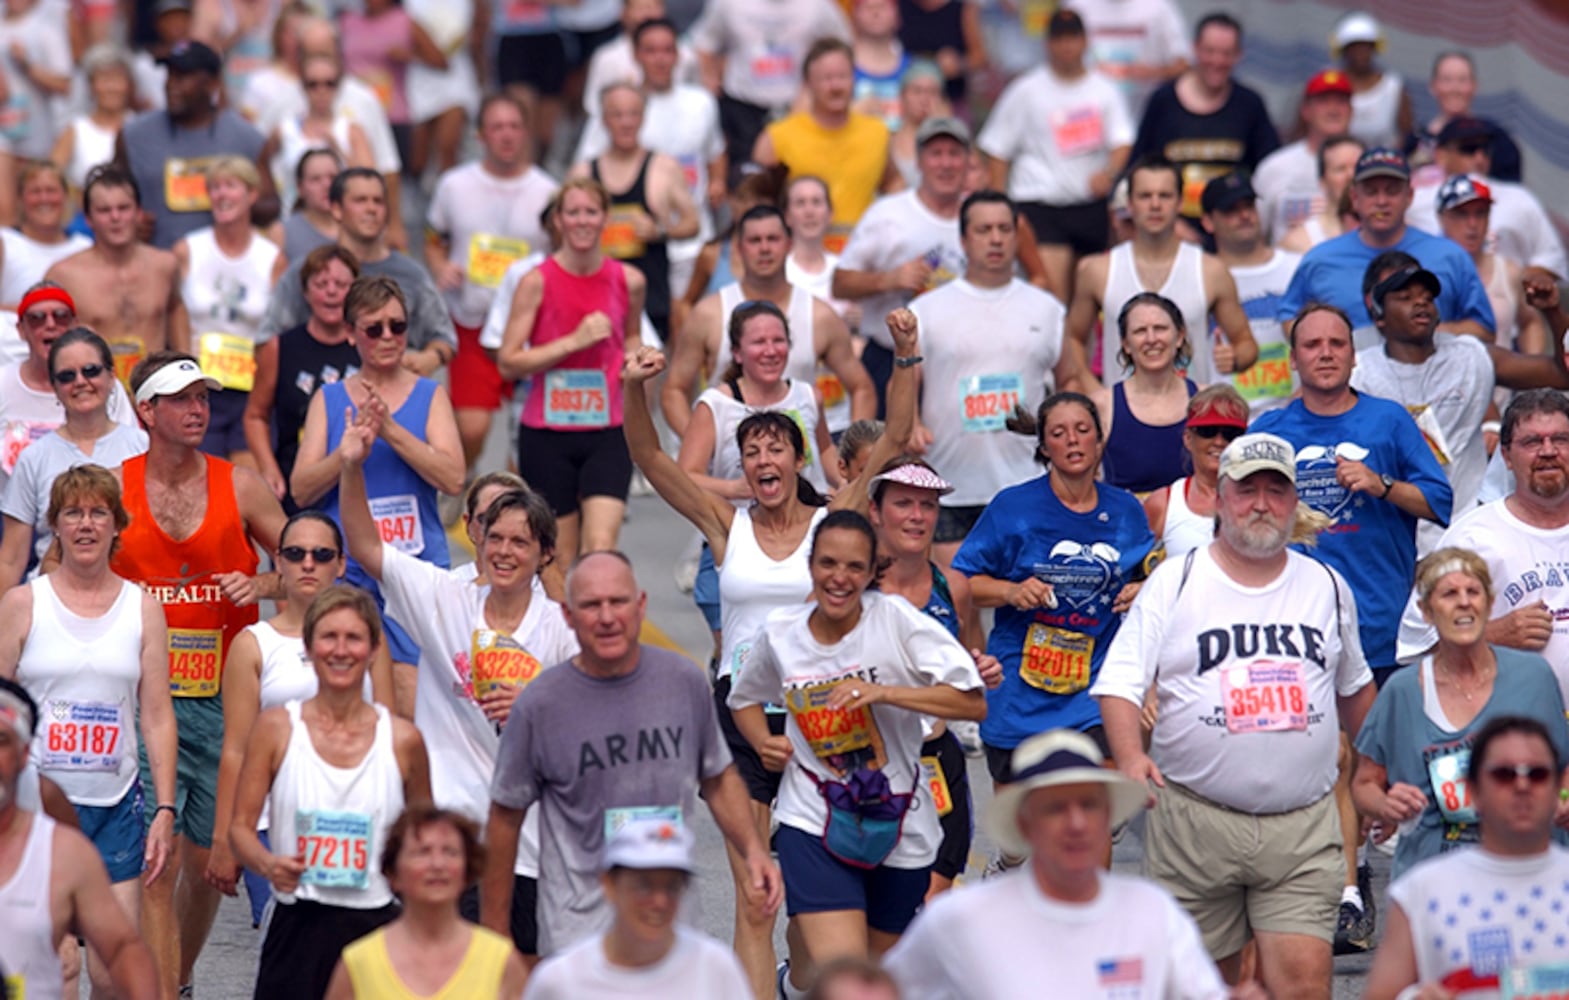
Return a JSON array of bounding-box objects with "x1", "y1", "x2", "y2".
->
[
  {"x1": 304, "y1": 78, "x2": 340, "y2": 90},
  {"x1": 52, "y1": 363, "x2": 108, "y2": 385},
  {"x1": 22, "y1": 308, "x2": 74, "y2": 329},
  {"x1": 1190, "y1": 424, "x2": 1244, "y2": 441},
  {"x1": 279, "y1": 545, "x2": 340, "y2": 564},
  {"x1": 1485, "y1": 764, "x2": 1555, "y2": 786},
  {"x1": 361, "y1": 320, "x2": 408, "y2": 339}
]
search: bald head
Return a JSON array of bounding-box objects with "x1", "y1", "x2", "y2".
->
[{"x1": 296, "y1": 17, "x2": 338, "y2": 63}]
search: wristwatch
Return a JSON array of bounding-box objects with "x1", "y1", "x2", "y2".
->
[{"x1": 1379, "y1": 473, "x2": 1395, "y2": 498}]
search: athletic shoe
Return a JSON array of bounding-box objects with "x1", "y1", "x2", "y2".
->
[
  {"x1": 776, "y1": 960, "x2": 790, "y2": 1000},
  {"x1": 1333, "y1": 900, "x2": 1369, "y2": 954}
]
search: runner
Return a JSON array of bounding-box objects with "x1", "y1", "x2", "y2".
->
[
  {"x1": 1141, "y1": 386, "x2": 1247, "y2": 559},
  {"x1": 1089, "y1": 292, "x2": 1198, "y2": 494},
  {"x1": 230, "y1": 585, "x2": 431, "y2": 999},
  {"x1": 0, "y1": 163, "x2": 92, "y2": 310}
]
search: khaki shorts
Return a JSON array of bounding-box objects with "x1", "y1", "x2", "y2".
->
[{"x1": 1145, "y1": 781, "x2": 1341, "y2": 959}]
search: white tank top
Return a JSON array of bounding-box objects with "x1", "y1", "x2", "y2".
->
[
  {"x1": 1101, "y1": 241, "x2": 1212, "y2": 383},
  {"x1": 1161, "y1": 477, "x2": 1216, "y2": 559},
  {"x1": 717, "y1": 505, "x2": 825, "y2": 682},
  {"x1": 0, "y1": 229, "x2": 92, "y2": 306},
  {"x1": 1485, "y1": 254, "x2": 1520, "y2": 349},
  {"x1": 1350, "y1": 71, "x2": 1404, "y2": 148},
  {"x1": 786, "y1": 253, "x2": 852, "y2": 435},
  {"x1": 0, "y1": 813, "x2": 61, "y2": 1000},
  {"x1": 697, "y1": 379, "x2": 829, "y2": 497},
  {"x1": 1301, "y1": 216, "x2": 1329, "y2": 248},
  {"x1": 715, "y1": 283, "x2": 818, "y2": 386},
  {"x1": 272, "y1": 114, "x2": 354, "y2": 209},
  {"x1": 17, "y1": 577, "x2": 143, "y2": 807},
  {"x1": 268, "y1": 700, "x2": 402, "y2": 909},
  {"x1": 180, "y1": 227, "x2": 280, "y2": 347},
  {"x1": 66, "y1": 117, "x2": 118, "y2": 191}
]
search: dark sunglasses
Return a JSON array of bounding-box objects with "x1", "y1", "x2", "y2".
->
[
  {"x1": 1485, "y1": 764, "x2": 1555, "y2": 786},
  {"x1": 52, "y1": 363, "x2": 108, "y2": 385},
  {"x1": 280, "y1": 545, "x2": 340, "y2": 564},
  {"x1": 23, "y1": 308, "x2": 74, "y2": 329},
  {"x1": 361, "y1": 320, "x2": 408, "y2": 339},
  {"x1": 1190, "y1": 424, "x2": 1244, "y2": 441},
  {"x1": 304, "y1": 78, "x2": 340, "y2": 90},
  {"x1": 1455, "y1": 142, "x2": 1489, "y2": 156}
]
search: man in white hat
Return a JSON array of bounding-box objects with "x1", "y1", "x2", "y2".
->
[
  {"x1": 884, "y1": 729, "x2": 1228, "y2": 999},
  {"x1": 521, "y1": 817, "x2": 751, "y2": 996},
  {"x1": 1092, "y1": 431, "x2": 1377, "y2": 1000}
]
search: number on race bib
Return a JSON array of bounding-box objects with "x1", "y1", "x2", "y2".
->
[
  {"x1": 543, "y1": 370, "x2": 611, "y2": 428},
  {"x1": 1220, "y1": 661, "x2": 1309, "y2": 734},
  {"x1": 168, "y1": 629, "x2": 223, "y2": 698},
  {"x1": 296, "y1": 809, "x2": 372, "y2": 889},
  {"x1": 1020, "y1": 624, "x2": 1093, "y2": 694},
  {"x1": 959, "y1": 373, "x2": 1024, "y2": 434}
]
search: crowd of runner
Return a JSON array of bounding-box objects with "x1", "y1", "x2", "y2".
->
[{"x1": 0, "y1": 0, "x2": 1565, "y2": 996}]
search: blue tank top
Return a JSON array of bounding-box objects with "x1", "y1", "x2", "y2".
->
[
  {"x1": 923, "y1": 563, "x2": 960, "y2": 640},
  {"x1": 704, "y1": 240, "x2": 735, "y2": 299},
  {"x1": 321, "y1": 379, "x2": 450, "y2": 597},
  {"x1": 1100, "y1": 380, "x2": 1196, "y2": 494}
]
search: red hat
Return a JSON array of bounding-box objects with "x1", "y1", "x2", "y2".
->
[{"x1": 1304, "y1": 69, "x2": 1353, "y2": 99}]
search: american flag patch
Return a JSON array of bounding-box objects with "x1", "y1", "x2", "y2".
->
[{"x1": 1097, "y1": 958, "x2": 1144, "y2": 986}]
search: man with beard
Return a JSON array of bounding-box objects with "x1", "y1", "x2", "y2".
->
[
  {"x1": 1397, "y1": 389, "x2": 1569, "y2": 701},
  {"x1": 1092, "y1": 431, "x2": 1377, "y2": 999}
]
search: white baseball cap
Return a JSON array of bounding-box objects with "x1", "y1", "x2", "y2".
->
[
  {"x1": 1218, "y1": 433, "x2": 1297, "y2": 485},
  {"x1": 602, "y1": 818, "x2": 696, "y2": 874},
  {"x1": 134, "y1": 357, "x2": 221, "y2": 405}
]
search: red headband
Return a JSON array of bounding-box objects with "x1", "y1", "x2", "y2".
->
[{"x1": 17, "y1": 286, "x2": 75, "y2": 317}]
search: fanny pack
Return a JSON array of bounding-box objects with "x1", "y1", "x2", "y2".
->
[{"x1": 802, "y1": 765, "x2": 913, "y2": 869}]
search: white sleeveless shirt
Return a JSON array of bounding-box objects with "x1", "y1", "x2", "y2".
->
[
  {"x1": 17, "y1": 577, "x2": 143, "y2": 806},
  {"x1": 1101, "y1": 241, "x2": 1212, "y2": 383},
  {"x1": 268, "y1": 700, "x2": 402, "y2": 909},
  {"x1": 715, "y1": 283, "x2": 818, "y2": 385},
  {"x1": 697, "y1": 379, "x2": 829, "y2": 497},
  {"x1": 717, "y1": 505, "x2": 826, "y2": 682},
  {"x1": 1160, "y1": 477, "x2": 1216, "y2": 559},
  {"x1": 1350, "y1": 71, "x2": 1405, "y2": 148},
  {"x1": 0, "y1": 813, "x2": 61, "y2": 1000},
  {"x1": 66, "y1": 117, "x2": 118, "y2": 191},
  {"x1": 180, "y1": 227, "x2": 280, "y2": 345}
]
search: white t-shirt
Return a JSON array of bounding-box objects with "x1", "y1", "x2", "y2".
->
[
  {"x1": 1351, "y1": 334, "x2": 1494, "y2": 547},
  {"x1": 2, "y1": 425, "x2": 148, "y2": 568},
  {"x1": 427, "y1": 163, "x2": 559, "y2": 327},
  {"x1": 1390, "y1": 846, "x2": 1569, "y2": 996},
  {"x1": 1396, "y1": 499, "x2": 1569, "y2": 697},
  {"x1": 580, "y1": 37, "x2": 702, "y2": 122},
  {"x1": 977, "y1": 65, "x2": 1134, "y2": 206},
  {"x1": 0, "y1": 363, "x2": 137, "y2": 497},
  {"x1": 836, "y1": 189, "x2": 965, "y2": 349},
  {"x1": 887, "y1": 869, "x2": 1227, "y2": 1000},
  {"x1": 911, "y1": 277, "x2": 1065, "y2": 507},
  {"x1": 1408, "y1": 178, "x2": 1569, "y2": 277},
  {"x1": 689, "y1": 0, "x2": 851, "y2": 108},
  {"x1": 1068, "y1": 0, "x2": 1190, "y2": 110},
  {"x1": 1092, "y1": 547, "x2": 1373, "y2": 813},
  {"x1": 523, "y1": 926, "x2": 751, "y2": 1000},
  {"x1": 1225, "y1": 249, "x2": 1301, "y2": 414},
  {"x1": 1251, "y1": 140, "x2": 1317, "y2": 242},
  {"x1": 0, "y1": 230, "x2": 92, "y2": 306},
  {"x1": 728, "y1": 592, "x2": 983, "y2": 868},
  {"x1": 377, "y1": 543, "x2": 579, "y2": 877}
]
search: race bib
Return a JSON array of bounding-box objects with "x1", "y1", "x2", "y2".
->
[
  {"x1": 959, "y1": 372, "x2": 1023, "y2": 433},
  {"x1": 3, "y1": 973, "x2": 21, "y2": 1000},
  {"x1": 501, "y1": 0, "x2": 550, "y2": 28},
  {"x1": 362, "y1": 68, "x2": 395, "y2": 111},
  {"x1": 1, "y1": 419, "x2": 51, "y2": 475},
  {"x1": 467, "y1": 233, "x2": 531, "y2": 289},
  {"x1": 296, "y1": 809, "x2": 371, "y2": 889},
  {"x1": 1020, "y1": 0, "x2": 1051, "y2": 35},
  {"x1": 603, "y1": 805, "x2": 682, "y2": 840},
  {"x1": 1503, "y1": 963, "x2": 1569, "y2": 1000},
  {"x1": 730, "y1": 640, "x2": 753, "y2": 679},
  {"x1": 168, "y1": 628, "x2": 222, "y2": 698},
  {"x1": 1051, "y1": 106, "x2": 1105, "y2": 157},
  {"x1": 0, "y1": 92, "x2": 32, "y2": 143},
  {"x1": 198, "y1": 332, "x2": 256, "y2": 392},
  {"x1": 1020, "y1": 624, "x2": 1093, "y2": 694},
  {"x1": 369, "y1": 494, "x2": 425, "y2": 556},
  {"x1": 748, "y1": 45, "x2": 795, "y2": 86},
  {"x1": 164, "y1": 157, "x2": 215, "y2": 213},
  {"x1": 109, "y1": 337, "x2": 145, "y2": 388},
  {"x1": 470, "y1": 628, "x2": 543, "y2": 699},
  {"x1": 1233, "y1": 341, "x2": 1293, "y2": 402},
  {"x1": 40, "y1": 699, "x2": 124, "y2": 772},
  {"x1": 543, "y1": 369, "x2": 610, "y2": 428},
  {"x1": 1221, "y1": 660, "x2": 1308, "y2": 734},
  {"x1": 786, "y1": 681, "x2": 875, "y2": 759},
  {"x1": 920, "y1": 755, "x2": 953, "y2": 817},
  {"x1": 1427, "y1": 745, "x2": 1477, "y2": 826},
  {"x1": 675, "y1": 154, "x2": 701, "y2": 194},
  {"x1": 816, "y1": 369, "x2": 846, "y2": 410},
  {"x1": 600, "y1": 206, "x2": 648, "y2": 259}
]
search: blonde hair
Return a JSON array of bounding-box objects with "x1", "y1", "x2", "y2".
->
[
  {"x1": 204, "y1": 155, "x2": 260, "y2": 191},
  {"x1": 557, "y1": 176, "x2": 611, "y2": 212},
  {"x1": 1415, "y1": 546, "x2": 1494, "y2": 607}
]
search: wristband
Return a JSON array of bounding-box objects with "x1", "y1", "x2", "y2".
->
[
  {"x1": 153, "y1": 804, "x2": 177, "y2": 819},
  {"x1": 893, "y1": 355, "x2": 923, "y2": 368}
]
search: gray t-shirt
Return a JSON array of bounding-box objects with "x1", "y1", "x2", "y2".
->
[
  {"x1": 490, "y1": 645, "x2": 732, "y2": 954},
  {"x1": 262, "y1": 251, "x2": 457, "y2": 352},
  {"x1": 120, "y1": 109, "x2": 265, "y2": 249}
]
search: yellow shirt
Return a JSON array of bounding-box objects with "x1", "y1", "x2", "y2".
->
[
  {"x1": 342, "y1": 925, "x2": 512, "y2": 999},
  {"x1": 766, "y1": 111, "x2": 890, "y2": 236}
]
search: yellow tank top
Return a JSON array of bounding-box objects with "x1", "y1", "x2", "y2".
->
[{"x1": 342, "y1": 925, "x2": 512, "y2": 999}]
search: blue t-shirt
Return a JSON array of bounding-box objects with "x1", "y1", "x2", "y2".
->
[
  {"x1": 1275, "y1": 227, "x2": 1496, "y2": 335},
  {"x1": 952, "y1": 473, "x2": 1158, "y2": 748},
  {"x1": 1355, "y1": 646, "x2": 1569, "y2": 879},
  {"x1": 1253, "y1": 394, "x2": 1453, "y2": 669}
]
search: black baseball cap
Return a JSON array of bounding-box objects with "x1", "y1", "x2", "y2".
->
[
  {"x1": 1371, "y1": 265, "x2": 1442, "y2": 312},
  {"x1": 160, "y1": 40, "x2": 222, "y2": 76},
  {"x1": 1436, "y1": 116, "x2": 1495, "y2": 148},
  {"x1": 1201, "y1": 172, "x2": 1256, "y2": 214},
  {"x1": 1047, "y1": 8, "x2": 1085, "y2": 37}
]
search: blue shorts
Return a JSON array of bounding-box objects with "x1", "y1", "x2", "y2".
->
[
  {"x1": 242, "y1": 828, "x2": 273, "y2": 927},
  {"x1": 694, "y1": 543, "x2": 720, "y2": 631},
  {"x1": 774, "y1": 825, "x2": 930, "y2": 934},
  {"x1": 345, "y1": 564, "x2": 422, "y2": 665},
  {"x1": 78, "y1": 781, "x2": 146, "y2": 883},
  {"x1": 140, "y1": 695, "x2": 222, "y2": 848}
]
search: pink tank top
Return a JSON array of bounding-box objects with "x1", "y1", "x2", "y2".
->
[
  {"x1": 339, "y1": 9, "x2": 413, "y2": 123},
  {"x1": 520, "y1": 257, "x2": 630, "y2": 432}
]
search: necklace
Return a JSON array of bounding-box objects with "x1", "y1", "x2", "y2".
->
[{"x1": 1436, "y1": 661, "x2": 1493, "y2": 702}]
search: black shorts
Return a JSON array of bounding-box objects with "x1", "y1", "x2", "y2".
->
[
  {"x1": 460, "y1": 874, "x2": 538, "y2": 955},
  {"x1": 715, "y1": 674, "x2": 787, "y2": 804},
  {"x1": 1018, "y1": 199, "x2": 1111, "y2": 259},
  {"x1": 497, "y1": 32, "x2": 568, "y2": 95},
  {"x1": 564, "y1": 23, "x2": 619, "y2": 71},
  {"x1": 934, "y1": 504, "x2": 986, "y2": 545},
  {"x1": 516, "y1": 424, "x2": 633, "y2": 517},
  {"x1": 859, "y1": 339, "x2": 892, "y2": 419},
  {"x1": 254, "y1": 898, "x2": 399, "y2": 999},
  {"x1": 922, "y1": 729, "x2": 972, "y2": 880},
  {"x1": 718, "y1": 92, "x2": 773, "y2": 188},
  {"x1": 984, "y1": 725, "x2": 1110, "y2": 785}
]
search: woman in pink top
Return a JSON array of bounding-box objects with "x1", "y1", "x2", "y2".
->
[
  {"x1": 496, "y1": 177, "x2": 647, "y2": 558},
  {"x1": 337, "y1": 0, "x2": 446, "y2": 166}
]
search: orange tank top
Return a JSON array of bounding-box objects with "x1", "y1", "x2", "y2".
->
[{"x1": 111, "y1": 453, "x2": 260, "y2": 698}]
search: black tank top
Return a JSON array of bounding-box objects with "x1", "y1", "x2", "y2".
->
[
  {"x1": 592, "y1": 152, "x2": 671, "y2": 327},
  {"x1": 1100, "y1": 379, "x2": 1197, "y2": 494},
  {"x1": 274, "y1": 324, "x2": 360, "y2": 511}
]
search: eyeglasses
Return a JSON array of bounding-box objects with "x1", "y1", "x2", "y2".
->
[
  {"x1": 304, "y1": 78, "x2": 340, "y2": 90},
  {"x1": 1512, "y1": 433, "x2": 1569, "y2": 453},
  {"x1": 1190, "y1": 424, "x2": 1245, "y2": 441},
  {"x1": 280, "y1": 545, "x2": 340, "y2": 564},
  {"x1": 1485, "y1": 764, "x2": 1556, "y2": 786},
  {"x1": 360, "y1": 320, "x2": 408, "y2": 339},
  {"x1": 52, "y1": 363, "x2": 108, "y2": 385},
  {"x1": 22, "y1": 308, "x2": 73, "y2": 330},
  {"x1": 58, "y1": 506, "x2": 113, "y2": 524}
]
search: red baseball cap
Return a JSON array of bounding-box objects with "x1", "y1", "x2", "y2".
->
[{"x1": 1304, "y1": 69, "x2": 1352, "y2": 99}]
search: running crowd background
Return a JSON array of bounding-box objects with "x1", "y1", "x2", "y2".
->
[{"x1": 0, "y1": 0, "x2": 1567, "y2": 997}]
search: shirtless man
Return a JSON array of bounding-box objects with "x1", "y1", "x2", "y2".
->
[
  {"x1": 0, "y1": 677, "x2": 160, "y2": 1000},
  {"x1": 46, "y1": 164, "x2": 189, "y2": 388},
  {"x1": 660, "y1": 204, "x2": 874, "y2": 435},
  {"x1": 111, "y1": 353, "x2": 286, "y2": 1000},
  {"x1": 1064, "y1": 155, "x2": 1255, "y2": 388}
]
